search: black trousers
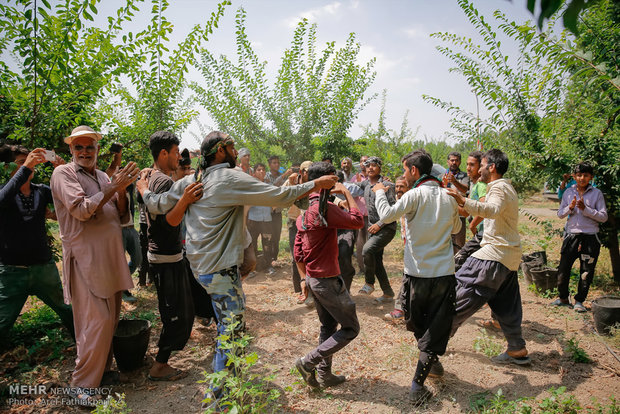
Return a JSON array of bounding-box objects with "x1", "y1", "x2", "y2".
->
[
  {"x1": 403, "y1": 275, "x2": 456, "y2": 355},
  {"x1": 338, "y1": 229, "x2": 357, "y2": 291},
  {"x1": 150, "y1": 260, "x2": 195, "y2": 363},
  {"x1": 362, "y1": 225, "x2": 396, "y2": 296},
  {"x1": 557, "y1": 233, "x2": 601, "y2": 303},
  {"x1": 138, "y1": 223, "x2": 153, "y2": 285},
  {"x1": 451, "y1": 257, "x2": 526, "y2": 351},
  {"x1": 305, "y1": 276, "x2": 360, "y2": 376},
  {"x1": 288, "y1": 223, "x2": 302, "y2": 292}
]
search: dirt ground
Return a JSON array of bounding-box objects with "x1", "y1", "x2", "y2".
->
[{"x1": 3, "y1": 197, "x2": 620, "y2": 413}]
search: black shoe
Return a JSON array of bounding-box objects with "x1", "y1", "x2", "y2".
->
[
  {"x1": 318, "y1": 372, "x2": 346, "y2": 388},
  {"x1": 295, "y1": 358, "x2": 319, "y2": 387},
  {"x1": 428, "y1": 360, "x2": 444, "y2": 378},
  {"x1": 409, "y1": 384, "x2": 432, "y2": 406}
]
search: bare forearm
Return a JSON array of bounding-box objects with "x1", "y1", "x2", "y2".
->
[{"x1": 165, "y1": 199, "x2": 189, "y2": 227}]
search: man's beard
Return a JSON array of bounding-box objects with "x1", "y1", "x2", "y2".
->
[{"x1": 225, "y1": 153, "x2": 237, "y2": 168}]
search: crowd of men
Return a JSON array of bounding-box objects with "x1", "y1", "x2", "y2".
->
[{"x1": 0, "y1": 126, "x2": 608, "y2": 409}]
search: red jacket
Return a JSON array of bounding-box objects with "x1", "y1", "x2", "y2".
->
[{"x1": 294, "y1": 194, "x2": 363, "y2": 278}]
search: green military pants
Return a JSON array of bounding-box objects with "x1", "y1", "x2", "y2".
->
[{"x1": 0, "y1": 263, "x2": 74, "y2": 342}]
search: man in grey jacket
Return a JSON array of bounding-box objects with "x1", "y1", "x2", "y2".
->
[{"x1": 136, "y1": 131, "x2": 337, "y2": 409}]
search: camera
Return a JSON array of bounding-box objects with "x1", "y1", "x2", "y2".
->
[{"x1": 110, "y1": 142, "x2": 123, "y2": 153}]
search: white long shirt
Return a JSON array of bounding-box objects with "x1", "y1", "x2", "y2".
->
[{"x1": 375, "y1": 180, "x2": 461, "y2": 277}]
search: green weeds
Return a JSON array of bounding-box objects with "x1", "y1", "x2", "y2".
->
[
  {"x1": 93, "y1": 393, "x2": 132, "y2": 414},
  {"x1": 200, "y1": 319, "x2": 280, "y2": 413},
  {"x1": 564, "y1": 336, "x2": 591, "y2": 363},
  {"x1": 469, "y1": 386, "x2": 620, "y2": 413},
  {"x1": 473, "y1": 329, "x2": 503, "y2": 357}
]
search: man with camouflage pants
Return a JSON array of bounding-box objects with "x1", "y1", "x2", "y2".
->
[{"x1": 137, "y1": 131, "x2": 338, "y2": 410}]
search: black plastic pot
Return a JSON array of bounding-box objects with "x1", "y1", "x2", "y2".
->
[
  {"x1": 523, "y1": 251, "x2": 547, "y2": 265},
  {"x1": 591, "y1": 296, "x2": 620, "y2": 335},
  {"x1": 113, "y1": 319, "x2": 151, "y2": 372},
  {"x1": 530, "y1": 267, "x2": 558, "y2": 292},
  {"x1": 521, "y1": 251, "x2": 547, "y2": 285}
]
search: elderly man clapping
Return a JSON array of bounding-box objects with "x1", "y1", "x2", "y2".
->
[{"x1": 51, "y1": 125, "x2": 139, "y2": 405}]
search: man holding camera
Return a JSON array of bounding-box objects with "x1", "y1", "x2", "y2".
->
[{"x1": 0, "y1": 145, "x2": 74, "y2": 349}]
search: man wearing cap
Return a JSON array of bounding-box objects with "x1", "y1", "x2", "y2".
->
[
  {"x1": 51, "y1": 125, "x2": 139, "y2": 401},
  {"x1": 345, "y1": 156, "x2": 397, "y2": 303},
  {"x1": 136, "y1": 131, "x2": 338, "y2": 409},
  {"x1": 236, "y1": 148, "x2": 253, "y2": 176}
]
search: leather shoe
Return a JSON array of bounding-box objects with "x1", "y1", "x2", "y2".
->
[{"x1": 318, "y1": 372, "x2": 346, "y2": 388}]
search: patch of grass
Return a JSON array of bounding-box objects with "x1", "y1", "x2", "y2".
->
[
  {"x1": 538, "y1": 386, "x2": 581, "y2": 413},
  {"x1": 468, "y1": 386, "x2": 620, "y2": 413},
  {"x1": 121, "y1": 309, "x2": 159, "y2": 323},
  {"x1": 606, "y1": 323, "x2": 620, "y2": 349},
  {"x1": 527, "y1": 283, "x2": 560, "y2": 299},
  {"x1": 564, "y1": 336, "x2": 591, "y2": 363},
  {"x1": 7, "y1": 298, "x2": 73, "y2": 374},
  {"x1": 468, "y1": 389, "x2": 531, "y2": 413},
  {"x1": 473, "y1": 329, "x2": 503, "y2": 357}
]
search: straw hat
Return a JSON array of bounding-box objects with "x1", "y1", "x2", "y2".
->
[{"x1": 64, "y1": 126, "x2": 102, "y2": 144}]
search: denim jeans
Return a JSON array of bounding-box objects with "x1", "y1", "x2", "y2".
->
[{"x1": 197, "y1": 266, "x2": 245, "y2": 373}]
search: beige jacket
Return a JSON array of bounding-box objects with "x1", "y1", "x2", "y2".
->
[{"x1": 463, "y1": 178, "x2": 522, "y2": 271}]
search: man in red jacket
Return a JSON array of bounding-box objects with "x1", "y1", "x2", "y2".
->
[{"x1": 293, "y1": 162, "x2": 364, "y2": 388}]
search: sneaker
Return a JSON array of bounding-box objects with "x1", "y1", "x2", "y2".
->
[
  {"x1": 358, "y1": 284, "x2": 375, "y2": 295},
  {"x1": 492, "y1": 348, "x2": 531, "y2": 366},
  {"x1": 304, "y1": 294, "x2": 315, "y2": 308},
  {"x1": 122, "y1": 290, "x2": 137, "y2": 303},
  {"x1": 374, "y1": 295, "x2": 394, "y2": 304},
  {"x1": 550, "y1": 298, "x2": 571, "y2": 307},
  {"x1": 384, "y1": 309, "x2": 405, "y2": 321},
  {"x1": 573, "y1": 301, "x2": 587, "y2": 312},
  {"x1": 317, "y1": 372, "x2": 346, "y2": 388},
  {"x1": 409, "y1": 384, "x2": 432, "y2": 406},
  {"x1": 428, "y1": 360, "x2": 444, "y2": 378},
  {"x1": 267, "y1": 267, "x2": 276, "y2": 275},
  {"x1": 295, "y1": 358, "x2": 319, "y2": 387}
]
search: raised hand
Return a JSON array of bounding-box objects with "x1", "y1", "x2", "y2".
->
[
  {"x1": 111, "y1": 161, "x2": 139, "y2": 190},
  {"x1": 180, "y1": 181, "x2": 203, "y2": 205},
  {"x1": 313, "y1": 174, "x2": 338, "y2": 190},
  {"x1": 372, "y1": 182, "x2": 387, "y2": 193},
  {"x1": 446, "y1": 187, "x2": 466, "y2": 206},
  {"x1": 569, "y1": 195, "x2": 577, "y2": 210},
  {"x1": 576, "y1": 197, "x2": 586, "y2": 210},
  {"x1": 24, "y1": 148, "x2": 47, "y2": 169}
]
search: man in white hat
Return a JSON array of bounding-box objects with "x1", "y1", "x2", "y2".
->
[{"x1": 50, "y1": 125, "x2": 139, "y2": 403}]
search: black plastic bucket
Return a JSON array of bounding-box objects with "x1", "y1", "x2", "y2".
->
[
  {"x1": 521, "y1": 251, "x2": 547, "y2": 285},
  {"x1": 113, "y1": 319, "x2": 151, "y2": 372},
  {"x1": 592, "y1": 296, "x2": 620, "y2": 335},
  {"x1": 530, "y1": 267, "x2": 558, "y2": 292}
]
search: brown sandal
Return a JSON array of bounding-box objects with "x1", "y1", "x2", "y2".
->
[{"x1": 479, "y1": 319, "x2": 501, "y2": 330}]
